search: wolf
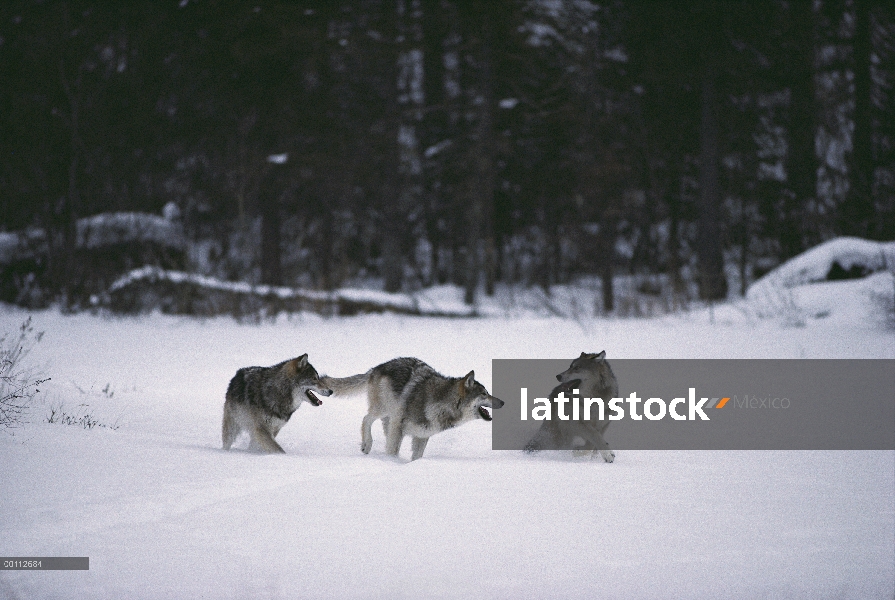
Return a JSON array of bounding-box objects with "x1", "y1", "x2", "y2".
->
[
  {"x1": 222, "y1": 353, "x2": 333, "y2": 454},
  {"x1": 524, "y1": 351, "x2": 618, "y2": 463},
  {"x1": 323, "y1": 357, "x2": 504, "y2": 461}
]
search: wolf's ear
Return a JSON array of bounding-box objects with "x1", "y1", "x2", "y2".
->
[
  {"x1": 286, "y1": 354, "x2": 308, "y2": 376},
  {"x1": 579, "y1": 352, "x2": 588, "y2": 358},
  {"x1": 595, "y1": 350, "x2": 606, "y2": 360},
  {"x1": 464, "y1": 370, "x2": 475, "y2": 390},
  {"x1": 284, "y1": 359, "x2": 297, "y2": 377}
]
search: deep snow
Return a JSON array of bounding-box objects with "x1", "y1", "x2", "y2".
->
[{"x1": 1, "y1": 279, "x2": 893, "y2": 598}]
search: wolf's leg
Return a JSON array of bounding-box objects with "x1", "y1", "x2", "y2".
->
[
  {"x1": 384, "y1": 417, "x2": 404, "y2": 456},
  {"x1": 593, "y1": 447, "x2": 615, "y2": 463},
  {"x1": 222, "y1": 404, "x2": 238, "y2": 450},
  {"x1": 590, "y1": 425, "x2": 614, "y2": 463},
  {"x1": 361, "y1": 413, "x2": 377, "y2": 454},
  {"x1": 566, "y1": 422, "x2": 593, "y2": 457},
  {"x1": 249, "y1": 426, "x2": 286, "y2": 454},
  {"x1": 524, "y1": 424, "x2": 547, "y2": 453},
  {"x1": 381, "y1": 416, "x2": 390, "y2": 437},
  {"x1": 570, "y1": 426, "x2": 593, "y2": 457},
  {"x1": 597, "y1": 421, "x2": 615, "y2": 462},
  {"x1": 410, "y1": 436, "x2": 429, "y2": 461}
]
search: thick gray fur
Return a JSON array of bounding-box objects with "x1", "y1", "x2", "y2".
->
[
  {"x1": 524, "y1": 351, "x2": 618, "y2": 463},
  {"x1": 222, "y1": 354, "x2": 333, "y2": 454},
  {"x1": 324, "y1": 357, "x2": 504, "y2": 461}
]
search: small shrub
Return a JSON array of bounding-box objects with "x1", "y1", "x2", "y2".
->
[
  {"x1": 46, "y1": 402, "x2": 120, "y2": 430},
  {"x1": 0, "y1": 317, "x2": 50, "y2": 430}
]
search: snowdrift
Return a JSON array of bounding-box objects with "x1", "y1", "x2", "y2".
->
[
  {"x1": 747, "y1": 237, "x2": 895, "y2": 296},
  {"x1": 746, "y1": 237, "x2": 895, "y2": 322}
]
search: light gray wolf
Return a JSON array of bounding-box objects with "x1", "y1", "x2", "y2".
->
[
  {"x1": 524, "y1": 351, "x2": 617, "y2": 462},
  {"x1": 222, "y1": 354, "x2": 333, "y2": 454},
  {"x1": 323, "y1": 357, "x2": 504, "y2": 461}
]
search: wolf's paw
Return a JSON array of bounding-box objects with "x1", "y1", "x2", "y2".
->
[
  {"x1": 360, "y1": 439, "x2": 372, "y2": 454},
  {"x1": 598, "y1": 449, "x2": 615, "y2": 463}
]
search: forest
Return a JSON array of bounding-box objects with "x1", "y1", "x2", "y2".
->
[{"x1": 1, "y1": 0, "x2": 893, "y2": 313}]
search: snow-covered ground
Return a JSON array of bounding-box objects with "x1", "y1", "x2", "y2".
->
[{"x1": 1, "y1": 274, "x2": 893, "y2": 598}]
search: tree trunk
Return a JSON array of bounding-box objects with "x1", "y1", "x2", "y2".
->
[
  {"x1": 259, "y1": 186, "x2": 282, "y2": 287},
  {"x1": 696, "y1": 9, "x2": 728, "y2": 301},
  {"x1": 383, "y1": 0, "x2": 425, "y2": 293},
  {"x1": 600, "y1": 224, "x2": 614, "y2": 313},
  {"x1": 480, "y1": 82, "x2": 496, "y2": 298},
  {"x1": 463, "y1": 0, "x2": 496, "y2": 304},
  {"x1": 58, "y1": 62, "x2": 83, "y2": 308},
  {"x1": 842, "y1": 0, "x2": 874, "y2": 238},
  {"x1": 784, "y1": 0, "x2": 818, "y2": 258},
  {"x1": 668, "y1": 180, "x2": 685, "y2": 307},
  {"x1": 463, "y1": 233, "x2": 479, "y2": 305}
]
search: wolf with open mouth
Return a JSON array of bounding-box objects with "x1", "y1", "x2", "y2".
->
[
  {"x1": 222, "y1": 353, "x2": 333, "y2": 454},
  {"x1": 323, "y1": 357, "x2": 504, "y2": 461}
]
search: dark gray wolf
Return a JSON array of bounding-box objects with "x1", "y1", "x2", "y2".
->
[
  {"x1": 524, "y1": 351, "x2": 617, "y2": 462},
  {"x1": 323, "y1": 357, "x2": 504, "y2": 461},
  {"x1": 222, "y1": 354, "x2": 333, "y2": 454}
]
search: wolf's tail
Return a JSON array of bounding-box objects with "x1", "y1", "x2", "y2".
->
[{"x1": 320, "y1": 373, "x2": 370, "y2": 395}]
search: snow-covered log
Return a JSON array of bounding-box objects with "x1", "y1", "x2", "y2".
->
[{"x1": 103, "y1": 266, "x2": 475, "y2": 318}]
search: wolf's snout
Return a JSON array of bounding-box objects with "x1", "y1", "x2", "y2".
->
[
  {"x1": 493, "y1": 396, "x2": 505, "y2": 409},
  {"x1": 319, "y1": 388, "x2": 334, "y2": 397},
  {"x1": 556, "y1": 374, "x2": 563, "y2": 381}
]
